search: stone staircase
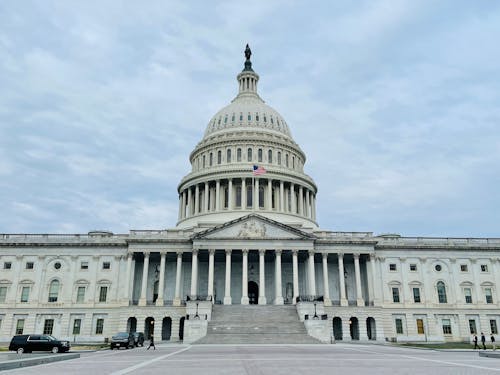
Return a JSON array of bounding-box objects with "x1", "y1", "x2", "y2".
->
[{"x1": 194, "y1": 305, "x2": 320, "y2": 344}]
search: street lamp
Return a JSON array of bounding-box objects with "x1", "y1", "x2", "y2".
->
[
  {"x1": 194, "y1": 302, "x2": 200, "y2": 319},
  {"x1": 313, "y1": 302, "x2": 319, "y2": 320}
]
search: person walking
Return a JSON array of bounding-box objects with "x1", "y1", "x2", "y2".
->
[
  {"x1": 147, "y1": 335, "x2": 156, "y2": 350},
  {"x1": 491, "y1": 334, "x2": 496, "y2": 351},
  {"x1": 481, "y1": 332, "x2": 486, "y2": 350},
  {"x1": 473, "y1": 334, "x2": 478, "y2": 349}
]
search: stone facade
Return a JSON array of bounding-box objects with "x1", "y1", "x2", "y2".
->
[{"x1": 1, "y1": 48, "x2": 499, "y2": 344}]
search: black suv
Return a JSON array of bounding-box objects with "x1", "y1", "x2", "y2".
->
[
  {"x1": 9, "y1": 334, "x2": 70, "y2": 354},
  {"x1": 110, "y1": 332, "x2": 135, "y2": 349},
  {"x1": 132, "y1": 332, "x2": 145, "y2": 347}
]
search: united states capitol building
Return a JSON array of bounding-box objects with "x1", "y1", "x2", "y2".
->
[{"x1": 1, "y1": 46, "x2": 499, "y2": 344}]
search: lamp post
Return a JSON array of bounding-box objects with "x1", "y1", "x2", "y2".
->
[
  {"x1": 313, "y1": 302, "x2": 319, "y2": 319},
  {"x1": 150, "y1": 320, "x2": 154, "y2": 340},
  {"x1": 194, "y1": 302, "x2": 200, "y2": 319}
]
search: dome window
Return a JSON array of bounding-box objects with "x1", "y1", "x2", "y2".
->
[
  {"x1": 209, "y1": 153, "x2": 213, "y2": 166},
  {"x1": 247, "y1": 148, "x2": 252, "y2": 162},
  {"x1": 278, "y1": 152, "x2": 282, "y2": 165},
  {"x1": 224, "y1": 116, "x2": 228, "y2": 124},
  {"x1": 218, "y1": 118, "x2": 221, "y2": 125},
  {"x1": 248, "y1": 114, "x2": 251, "y2": 121},
  {"x1": 258, "y1": 149, "x2": 263, "y2": 162},
  {"x1": 264, "y1": 116, "x2": 267, "y2": 122},
  {"x1": 268, "y1": 150, "x2": 272, "y2": 164},
  {"x1": 256, "y1": 114, "x2": 259, "y2": 121},
  {"x1": 240, "y1": 114, "x2": 243, "y2": 121},
  {"x1": 227, "y1": 149, "x2": 231, "y2": 163},
  {"x1": 237, "y1": 148, "x2": 242, "y2": 162},
  {"x1": 217, "y1": 150, "x2": 222, "y2": 164},
  {"x1": 285, "y1": 154, "x2": 289, "y2": 167},
  {"x1": 270, "y1": 117, "x2": 274, "y2": 124},
  {"x1": 232, "y1": 114, "x2": 235, "y2": 122},
  {"x1": 292, "y1": 156, "x2": 295, "y2": 169},
  {"x1": 203, "y1": 155, "x2": 206, "y2": 168}
]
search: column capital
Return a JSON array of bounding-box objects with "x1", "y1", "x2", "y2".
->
[
  {"x1": 259, "y1": 249, "x2": 266, "y2": 256},
  {"x1": 308, "y1": 249, "x2": 315, "y2": 256},
  {"x1": 176, "y1": 251, "x2": 183, "y2": 257},
  {"x1": 337, "y1": 252, "x2": 344, "y2": 258},
  {"x1": 208, "y1": 249, "x2": 216, "y2": 256},
  {"x1": 291, "y1": 249, "x2": 299, "y2": 256},
  {"x1": 322, "y1": 252, "x2": 328, "y2": 260},
  {"x1": 159, "y1": 251, "x2": 167, "y2": 257},
  {"x1": 353, "y1": 252, "x2": 360, "y2": 259},
  {"x1": 242, "y1": 249, "x2": 249, "y2": 255},
  {"x1": 192, "y1": 248, "x2": 199, "y2": 256},
  {"x1": 275, "y1": 249, "x2": 282, "y2": 255},
  {"x1": 143, "y1": 251, "x2": 150, "y2": 257},
  {"x1": 399, "y1": 257, "x2": 406, "y2": 262},
  {"x1": 225, "y1": 249, "x2": 232, "y2": 255}
]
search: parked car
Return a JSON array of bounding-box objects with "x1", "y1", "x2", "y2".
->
[
  {"x1": 110, "y1": 332, "x2": 135, "y2": 349},
  {"x1": 9, "y1": 334, "x2": 70, "y2": 354},
  {"x1": 132, "y1": 332, "x2": 145, "y2": 347}
]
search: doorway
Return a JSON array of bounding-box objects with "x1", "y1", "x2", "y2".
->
[
  {"x1": 162, "y1": 317, "x2": 172, "y2": 341},
  {"x1": 248, "y1": 281, "x2": 259, "y2": 304},
  {"x1": 349, "y1": 317, "x2": 359, "y2": 340},
  {"x1": 332, "y1": 317, "x2": 343, "y2": 340},
  {"x1": 179, "y1": 317, "x2": 185, "y2": 341}
]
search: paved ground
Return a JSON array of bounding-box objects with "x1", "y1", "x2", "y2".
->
[{"x1": 2, "y1": 343, "x2": 500, "y2": 375}]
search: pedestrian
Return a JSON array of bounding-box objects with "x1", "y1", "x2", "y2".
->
[
  {"x1": 473, "y1": 334, "x2": 478, "y2": 349},
  {"x1": 491, "y1": 333, "x2": 496, "y2": 351},
  {"x1": 481, "y1": 332, "x2": 486, "y2": 350},
  {"x1": 147, "y1": 335, "x2": 156, "y2": 350}
]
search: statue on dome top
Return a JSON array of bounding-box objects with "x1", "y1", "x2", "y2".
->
[{"x1": 244, "y1": 44, "x2": 252, "y2": 61}]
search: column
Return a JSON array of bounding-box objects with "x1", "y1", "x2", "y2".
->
[
  {"x1": 241, "y1": 249, "x2": 249, "y2": 305},
  {"x1": 194, "y1": 184, "x2": 200, "y2": 214},
  {"x1": 242, "y1": 178, "x2": 247, "y2": 209},
  {"x1": 322, "y1": 253, "x2": 332, "y2": 306},
  {"x1": 259, "y1": 249, "x2": 267, "y2": 304},
  {"x1": 254, "y1": 178, "x2": 259, "y2": 209},
  {"x1": 139, "y1": 252, "x2": 150, "y2": 306},
  {"x1": 178, "y1": 195, "x2": 182, "y2": 221},
  {"x1": 370, "y1": 255, "x2": 380, "y2": 305},
  {"x1": 207, "y1": 249, "x2": 215, "y2": 300},
  {"x1": 279, "y1": 181, "x2": 284, "y2": 212},
  {"x1": 224, "y1": 250, "x2": 232, "y2": 305},
  {"x1": 125, "y1": 253, "x2": 133, "y2": 302},
  {"x1": 187, "y1": 187, "x2": 192, "y2": 217},
  {"x1": 228, "y1": 179, "x2": 233, "y2": 210},
  {"x1": 312, "y1": 195, "x2": 316, "y2": 220},
  {"x1": 181, "y1": 191, "x2": 186, "y2": 219},
  {"x1": 306, "y1": 190, "x2": 311, "y2": 218},
  {"x1": 292, "y1": 250, "x2": 300, "y2": 304},
  {"x1": 204, "y1": 182, "x2": 209, "y2": 212},
  {"x1": 190, "y1": 249, "x2": 199, "y2": 297},
  {"x1": 173, "y1": 252, "x2": 183, "y2": 306},
  {"x1": 291, "y1": 183, "x2": 296, "y2": 214},
  {"x1": 215, "y1": 180, "x2": 220, "y2": 211},
  {"x1": 338, "y1": 253, "x2": 348, "y2": 306},
  {"x1": 308, "y1": 250, "x2": 317, "y2": 296},
  {"x1": 354, "y1": 253, "x2": 364, "y2": 306},
  {"x1": 298, "y1": 186, "x2": 304, "y2": 215},
  {"x1": 156, "y1": 252, "x2": 166, "y2": 306},
  {"x1": 275, "y1": 249, "x2": 284, "y2": 304},
  {"x1": 267, "y1": 179, "x2": 272, "y2": 210}
]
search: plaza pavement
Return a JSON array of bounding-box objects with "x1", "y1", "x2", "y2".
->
[{"x1": 2, "y1": 343, "x2": 500, "y2": 375}]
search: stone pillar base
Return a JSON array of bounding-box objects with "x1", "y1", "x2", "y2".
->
[
  {"x1": 138, "y1": 298, "x2": 146, "y2": 307},
  {"x1": 258, "y1": 296, "x2": 267, "y2": 305},
  {"x1": 241, "y1": 296, "x2": 249, "y2": 305},
  {"x1": 340, "y1": 298, "x2": 348, "y2": 307},
  {"x1": 223, "y1": 296, "x2": 232, "y2": 305},
  {"x1": 357, "y1": 299, "x2": 364, "y2": 307},
  {"x1": 173, "y1": 298, "x2": 181, "y2": 306},
  {"x1": 323, "y1": 298, "x2": 332, "y2": 306},
  {"x1": 155, "y1": 299, "x2": 164, "y2": 307},
  {"x1": 274, "y1": 296, "x2": 284, "y2": 305}
]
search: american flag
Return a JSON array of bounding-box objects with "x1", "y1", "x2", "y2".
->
[{"x1": 253, "y1": 165, "x2": 267, "y2": 175}]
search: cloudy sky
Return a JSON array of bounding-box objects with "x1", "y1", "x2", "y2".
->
[{"x1": 1, "y1": 1, "x2": 499, "y2": 237}]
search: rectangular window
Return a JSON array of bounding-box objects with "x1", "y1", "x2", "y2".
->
[
  {"x1": 389, "y1": 264, "x2": 397, "y2": 271},
  {"x1": 412, "y1": 288, "x2": 421, "y2": 303},
  {"x1": 442, "y1": 319, "x2": 452, "y2": 335},
  {"x1": 481, "y1": 264, "x2": 488, "y2": 272},
  {"x1": 485, "y1": 288, "x2": 493, "y2": 304},
  {"x1": 0, "y1": 287, "x2": 7, "y2": 303},
  {"x1": 410, "y1": 264, "x2": 417, "y2": 271},
  {"x1": 99, "y1": 286, "x2": 108, "y2": 302},
  {"x1": 16, "y1": 319, "x2": 25, "y2": 335},
  {"x1": 392, "y1": 287, "x2": 400, "y2": 303},
  {"x1": 395, "y1": 318, "x2": 403, "y2": 334},
  {"x1": 76, "y1": 286, "x2": 85, "y2": 303},
  {"x1": 81, "y1": 261, "x2": 89, "y2": 270},
  {"x1": 73, "y1": 319, "x2": 81, "y2": 335},
  {"x1": 95, "y1": 318, "x2": 104, "y2": 334},
  {"x1": 43, "y1": 319, "x2": 54, "y2": 335},
  {"x1": 469, "y1": 319, "x2": 477, "y2": 334},
  {"x1": 20, "y1": 287, "x2": 30, "y2": 303},
  {"x1": 4, "y1": 262, "x2": 11, "y2": 270},
  {"x1": 416, "y1": 319, "x2": 425, "y2": 334},
  {"x1": 102, "y1": 262, "x2": 110, "y2": 270},
  {"x1": 26, "y1": 262, "x2": 34, "y2": 270},
  {"x1": 464, "y1": 288, "x2": 472, "y2": 304},
  {"x1": 490, "y1": 320, "x2": 498, "y2": 335},
  {"x1": 460, "y1": 264, "x2": 468, "y2": 272}
]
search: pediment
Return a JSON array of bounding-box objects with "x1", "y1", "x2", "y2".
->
[{"x1": 193, "y1": 214, "x2": 314, "y2": 240}]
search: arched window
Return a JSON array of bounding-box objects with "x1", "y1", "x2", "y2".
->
[
  {"x1": 258, "y1": 149, "x2": 263, "y2": 162},
  {"x1": 240, "y1": 113, "x2": 243, "y2": 121},
  {"x1": 237, "y1": 148, "x2": 242, "y2": 162},
  {"x1": 236, "y1": 186, "x2": 242, "y2": 207},
  {"x1": 48, "y1": 280, "x2": 60, "y2": 302},
  {"x1": 278, "y1": 152, "x2": 282, "y2": 165},
  {"x1": 292, "y1": 156, "x2": 295, "y2": 169},
  {"x1": 285, "y1": 154, "x2": 289, "y2": 167},
  {"x1": 246, "y1": 185, "x2": 253, "y2": 207},
  {"x1": 227, "y1": 149, "x2": 231, "y2": 163},
  {"x1": 231, "y1": 114, "x2": 235, "y2": 122},
  {"x1": 203, "y1": 155, "x2": 206, "y2": 168},
  {"x1": 209, "y1": 153, "x2": 213, "y2": 166},
  {"x1": 217, "y1": 150, "x2": 221, "y2": 164},
  {"x1": 437, "y1": 281, "x2": 447, "y2": 303},
  {"x1": 268, "y1": 150, "x2": 272, "y2": 164},
  {"x1": 247, "y1": 148, "x2": 252, "y2": 162}
]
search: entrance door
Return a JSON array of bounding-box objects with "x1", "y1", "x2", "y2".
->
[{"x1": 248, "y1": 281, "x2": 259, "y2": 304}]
